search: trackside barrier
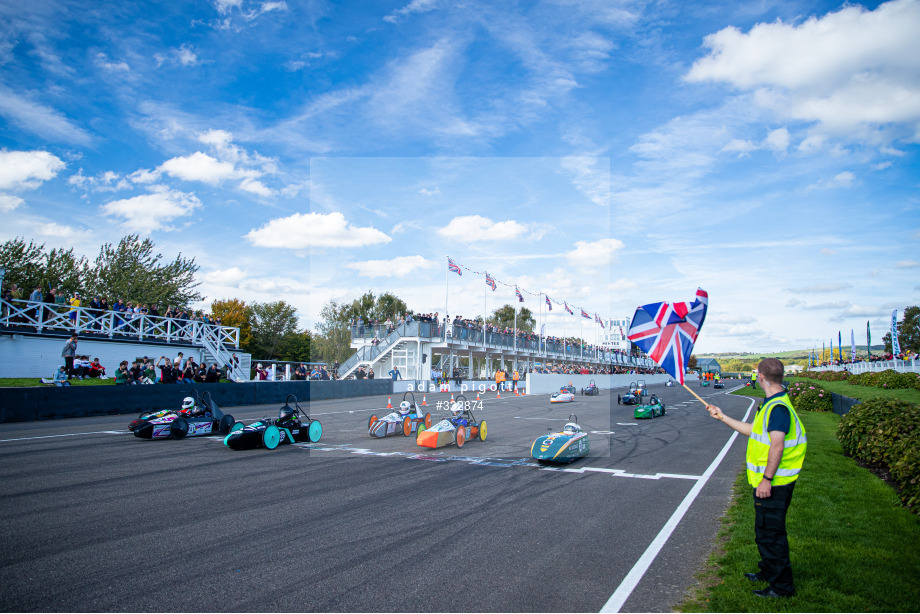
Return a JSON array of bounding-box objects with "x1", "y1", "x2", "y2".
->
[
  {"x1": 0, "y1": 379, "x2": 394, "y2": 423},
  {"x1": 831, "y1": 392, "x2": 861, "y2": 417}
]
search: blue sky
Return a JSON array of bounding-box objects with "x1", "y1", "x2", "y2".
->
[{"x1": 1, "y1": 0, "x2": 918, "y2": 353}]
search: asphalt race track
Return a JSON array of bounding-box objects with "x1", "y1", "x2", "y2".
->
[{"x1": 0, "y1": 381, "x2": 757, "y2": 613}]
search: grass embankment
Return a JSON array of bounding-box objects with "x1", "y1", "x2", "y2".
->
[
  {"x1": 682, "y1": 400, "x2": 920, "y2": 611},
  {"x1": 730, "y1": 377, "x2": 920, "y2": 404}
]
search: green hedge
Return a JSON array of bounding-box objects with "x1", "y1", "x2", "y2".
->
[
  {"x1": 798, "y1": 368, "x2": 920, "y2": 391},
  {"x1": 837, "y1": 398, "x2": 920, "y2": 512},
  {"x1": 787, "y1": 380, "x2": 833, "y2": 412}
]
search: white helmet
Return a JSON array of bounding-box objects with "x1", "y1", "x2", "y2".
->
[
  {"x1": 564, "y1": 422, "x2": 581, "y2": 434},
  {"x1": 450, "y1": 402, "x2": 464, "y2": 416},
  {"x1": 399, "y1": 401, "x2": 411, "y2": 413},
  {"x1": 181, "y1": 397, "x2": 195, "y2": 411}
]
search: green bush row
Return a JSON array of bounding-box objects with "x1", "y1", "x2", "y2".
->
[
  {"x1": 787, "y1": 380, "x2": 833, "y2": 412},
  {"x1": 837, "y1": 398, "x2": 920, "y2": 512},
  {"x1": 798, "y1": 369, "x2": 920, "y2": 391}
]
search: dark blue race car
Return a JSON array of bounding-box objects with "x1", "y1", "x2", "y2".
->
[{"x1": 224, "y1": 395, "x2": 322, "y2": 450}]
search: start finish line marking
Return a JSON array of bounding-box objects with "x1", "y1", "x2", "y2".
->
[{"x1": 295, "y1": 442, "x2": 701, "y2": 480}]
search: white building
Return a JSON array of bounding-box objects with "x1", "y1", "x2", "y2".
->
[{"x1": 602, "y1": 317, "x2": 632, "y2": 353}]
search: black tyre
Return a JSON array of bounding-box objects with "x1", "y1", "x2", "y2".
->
[
  {"x1": 219, "y1": 414, "x2": 235, "y2": 435},
  {"x1": 170, "y1": 417, "x2": 189, "y2": 440}
]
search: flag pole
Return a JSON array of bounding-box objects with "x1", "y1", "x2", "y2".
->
[{"x1": 681, "y1": 382, "x2": 709, "y2": 406}]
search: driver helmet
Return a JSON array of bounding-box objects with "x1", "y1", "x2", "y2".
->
[
  {"x1": 399, "y1": 401, "x2": 411, "y2": 414},
  {"x1": 279, "y1": 405, "x2": 295, "y2": 423},
  {"x1": 564, "y1": 422, "x2": 579, "y2": 434},
  {"x1": 449, "y1": 402, "x2": 464, "y2": 417},
  {"x1": 181, "y1": 397, "x2": 195, "y2": 412}
]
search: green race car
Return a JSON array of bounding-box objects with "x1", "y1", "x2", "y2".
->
[{"x1": 634, "y1": 394, "x2": 666, "y2": 419}]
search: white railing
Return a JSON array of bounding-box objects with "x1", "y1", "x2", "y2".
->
[
  {"x1": 813, "y1": 358, "x2": 919, "y2": 374},
  {"x1": 0, "y1": 298, "x2": 240, "y2": 349}
]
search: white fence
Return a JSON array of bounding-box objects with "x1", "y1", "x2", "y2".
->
[{"x1": 813, "y1": 359, "x2": 919, "y2": 375}]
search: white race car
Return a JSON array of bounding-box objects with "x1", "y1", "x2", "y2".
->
[{"x1": 550, "y1": 385, "x2": 576, "y2": 403}]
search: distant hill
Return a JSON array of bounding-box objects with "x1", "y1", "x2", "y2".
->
[{"x1": 698, "y1": 346, "x2": 887, "y2": 360}]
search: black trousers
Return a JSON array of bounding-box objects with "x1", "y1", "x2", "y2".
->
[
  {"x1": 753, "y1": 481, "x2": 796, "y2": 595},
  {"x1": 64, "y1": 356, "x2": 75, "y2": 378}
]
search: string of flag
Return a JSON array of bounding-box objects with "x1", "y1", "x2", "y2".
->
[{"x1": 447, "y1": 256, "x2": 609, "y2": 329}]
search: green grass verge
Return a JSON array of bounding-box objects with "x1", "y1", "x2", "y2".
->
[
  {"x1": 0, "y1": 378, "x2": 233, "y2": 388},
  {"x1": 679, "y1": 411, "x2": 920, "y2": 612}
]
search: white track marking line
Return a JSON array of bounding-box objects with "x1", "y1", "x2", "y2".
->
[
  {"x1": 600, "y1": 397, "x2": 756, "y2": 613},
  {"x1": 0, "y1": 430, "x2": 127, "y2": 442}
]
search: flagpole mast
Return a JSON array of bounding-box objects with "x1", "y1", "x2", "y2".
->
[{"x1": 445, "y1": 255, "x2": 449, "y2": 342}]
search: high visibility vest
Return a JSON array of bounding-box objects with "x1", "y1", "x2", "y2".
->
[
  {"x1": 746, "y1": 393, "x2": 807, "y2": 488},
  {"x1": 751, "y1": 372, "x2": 757, "y2": 381},
  {"x1": 496, "y1": 371, "x2": 505, "y2": 383},
  {"x1": 512, "y1": 371, "x2": 519, "y2": 381}
]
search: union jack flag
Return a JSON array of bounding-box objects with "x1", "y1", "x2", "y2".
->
[
  {"x1": 515, "y1": 287, "x2": 524, "y2": 303},
  {"x1": 580, "y1": 308, "x2": 591, "y2": 319},
  {"x1": 448, "y1": 257, "x2": 462, "y2": 276},
  {"x1": 627, "y1": 288, "x2": 708, "y2": 385},
  {"x1": 545, "y1": 295, "x2": 552, "y2": 311},
  {"x1": 485, "y1": 273, "x2": 496, "y2": 291},
  {"x1": 595, "y1": 313, "x2": 604, "y2": 328},
  {"x1": 564, "y1": 302, "x2": 573, "y2": 315}
]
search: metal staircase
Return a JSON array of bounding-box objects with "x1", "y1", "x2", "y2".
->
[{"x1": 337, "y1": 329, "x2": 403, "y2": 379}]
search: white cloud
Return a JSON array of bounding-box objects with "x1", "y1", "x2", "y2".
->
[
  {"x1": 438, "y1": 215, "x2": 529, "y2": 241},
  {"x1": 0, "y1": 89, "x2": 91, "y2": 145},
  {"x1": 721, "y1": 138, "x2": 757, "y2": 156},
  {"x1": 158, "y1": 151, "x2": 250, "y2": 184},
  {"x1": 384, "y1": 0, "x2": 439, "y2": 23},
  {"x1": 155, "y1": 44, "x2": 202, "y2": 67},
  {"x1": 203, "y1": 267, "x2": 248, "y2": 286},
  {"x1": 806, "y1": 170, "x2": 856, "y2": 192},
  {"x1": 686, "y1": 0, "x2": 920, "y2": 144},
  {"x1": 872, "y1": 161, "x2": 893, "y2": 170},
  {"x1": 95, "y1": 53, "x2": 130, "y2": 72},
  {"x1": 245, "y1": 212, "x2": 392, "y2": 249},
  {"x1": 896, "y1": 260, "x2": 919, "y2": 268},
  {"x1": 419, "y1": 186, "x2": 440, "y2": 196},
  {"x1": 765, "y1": 127, "x2": 790, "y2": 154},
  {"x1": 37, "y1": 223, "x2": 77, "y2": 238},
  {"x1": 560, "y1": 157, "x2": 610, "y2": 207},
  {"x1": 0, "y1": 193, "x2": 24, "y2": 212},
  {"x1": 566, "y1": 238, "x2": 624, "y2": 267},
  {"x1": 0, "y1": 149, "x2": 65, "y2": 191},
  {"x1": 345, "y1": 255, "x2": 436, "y2": 277},
  {"x1": 101, "y1": 186, "x2": 202, "y2": 233},
  {"x1": 821, "y1": 248, "x2": 838, "y2": 255}
]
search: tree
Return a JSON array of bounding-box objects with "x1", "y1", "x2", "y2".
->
[
  {"x1": 488, "y1": 304, "x2": 535, "y2": 332},
  {"x1": 313, "y1": 300, "x2": 356, "y2": 365},
  {"x1": 688, "y1": 356, "x2": 698, "y2": 370},
  {"x1": 883, "y1": 306, "x2": 919, "y2": 355},
  {"x1": 211, "y1": 298, "x2": 253, "y2": 352},
  {"x1": 0, "y1": 237, "x2": 87, "y2": 295},
  {"x1": 249, "y1": 300, "x2": 299, "y2": 359},
  {"x1": 279, "y1": 329, "x2": 312, "y2": 362},
  {"x1": 84, "y1": 234, "x2": 201, "y2": 308}
]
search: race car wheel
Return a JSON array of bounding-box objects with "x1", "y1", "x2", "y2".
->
[
  {"x1": 368, "y1": 414, "x2": 378, "y2": 431},
  {"x1": 455, "y1": 427, "x2": 466, "y2": 448},
  {"x1": 402, "y1": 416, "x2": 412, "y2": 437},
  {"x1": 424, "y1": 412, "x2": 432, "y2": 428},
  {"x1": 263, "y1": 425, "x2": 281, "y2": 449},
  {"x1": 479, "y1": 420, "x2": 488, "y2": 441},
  {"x1": 219, "y1": 414, "x2": 235, "y2": 435},
  {"x1": 417, "y1": 422, "x2": 426, "y2": 434},
  {"x1": 308, "y1": 420, "x2": 323, "y2": 442},
  {"x1": 170, "y1": 417, "x2": 189, "y2": 440},
  {"x1": 229, "y1": 421, "x2": 244, "y2": 434}
]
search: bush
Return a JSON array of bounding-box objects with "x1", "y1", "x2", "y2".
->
[
  {"x1": 849, "y1": 369, "x2": 920, "y2": 391},
  {"x1": 838, "y1": 397, "x2": 920, "y2": 512},
  {"x1": 787, "y1": 381, "x2": 833, "y2": 412},
  {"x1": 799, "y1": 369, "x2": 849, "y2": 382}
]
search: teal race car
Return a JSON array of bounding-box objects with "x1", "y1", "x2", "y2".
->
[
  {"x1": 531, "y1": 414, "x2": 589, "y2": 463},
  {"x1": 634, "y1": 395, "x2": 666, "y2": 419}
]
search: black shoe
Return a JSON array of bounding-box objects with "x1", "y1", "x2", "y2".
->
[
  {"x1": 753, "y1": 588, "x2": 794, "y2": 598},
  {"x1": 744, "y1": 573, "x2": 766, "y2": 583}
]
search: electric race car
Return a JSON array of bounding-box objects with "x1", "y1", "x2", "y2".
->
[
  {"x1": 132, "y1": 392, "x2": 236, "y2": 440},
  {"x1": 713, "y1": 380, "x2": 724, "y2": 389},
  {"x1": 617, "y1": 382, "x2": 645, "y2": 405},
  {"x1": 224, "y1": 395, "x2": 322, "y2": 450},
  {"x1": 417, "y1": 395, "x2": 487, "y2": 449},
  {"x1": 550, "y1": 384, "x2": 577, "y2": 403},
  {"x1": 368, "y1": 392, "x2": 432, "y2": 437},
  {"x1": 634, "y1": 395, "x2": 666, "y2": 419},
  {"x1": 581, "y1": 380, "x2": 599, "y2": 396},
  {"x1": 531, "y1": 414, "x2": 589, "y2": 463}
]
